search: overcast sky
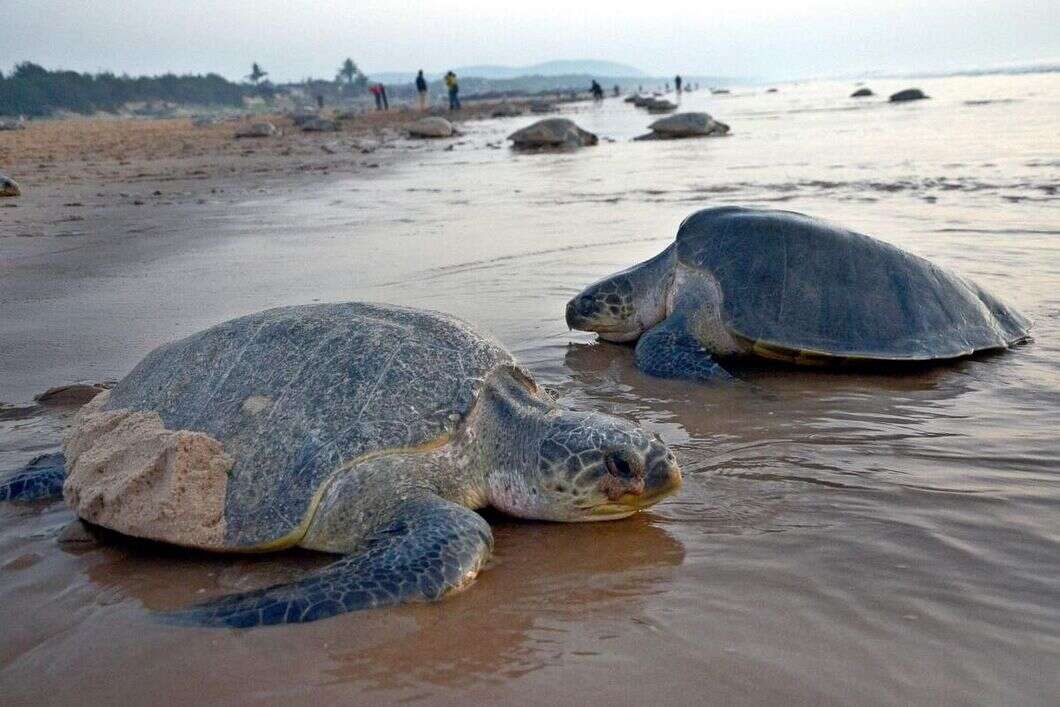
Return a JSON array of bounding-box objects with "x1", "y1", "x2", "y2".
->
[{"x1": 4, "y1": 0, "x2": 1057, "y2": 82}]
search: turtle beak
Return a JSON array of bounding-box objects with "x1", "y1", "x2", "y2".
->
[
  {"x1": 565, "y1": 297, "x2": 586, "y2": 329},
  {"x1": 566, "y1": 294, "x2": 606, "y2": 331},
  {"x1": 590, "y1": 443, "x2": 682, "y2": 518}
]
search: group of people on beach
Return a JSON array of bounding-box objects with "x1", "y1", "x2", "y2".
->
[
  {"x1": 366, "y1": 69, "x2": 460, "y2": 112},
  {"x1": 370, "y1": 70, "x2": 686, "y2": 113}
]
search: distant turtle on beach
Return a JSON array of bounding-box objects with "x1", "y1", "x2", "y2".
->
[
  {"x1": 0, "y1": 173, "x2": 20, "y2": 197},
  {"x1": 634, "y1": 112, "x2": 730, "y2": 141},
  {"x1": 1, "y1": 302, "x2": 681, "y2": 626},
  {"x1": 566, "y1": 206, "x2": 1031, "y2": 381},
  {"x1": 890, "y1": 88, "x2": 929, "y2": 103}
]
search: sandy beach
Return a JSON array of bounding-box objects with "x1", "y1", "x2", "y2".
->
[
  {"x1": 0, "y1": 102, "x2": 526, "y2": 241},
  {"x1": 1, "y1": 72, "x2": 1058, "y2": 705}
]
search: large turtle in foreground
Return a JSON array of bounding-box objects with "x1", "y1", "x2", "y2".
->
[
  {"x1": 566, "y1": 206, "x2": 1031, "y2": 381},
  {"x1": 1, "y1": 303, "x2": 681, "y2": 626}
]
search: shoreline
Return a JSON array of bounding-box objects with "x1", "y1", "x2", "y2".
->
[
  {"x1": 0, "y1": 104, "x2": 523, "y2": 403},
  {"x1": 0, "y1": 101, "x2": 537, "y2": 240}
]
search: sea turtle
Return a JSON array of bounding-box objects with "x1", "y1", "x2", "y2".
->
[
  {"x1": 1, "y1": 173, "x2": 20, "y2": 197},
  {"x1": 634, "y1": 113, "x2": 730, "y2": 141},
  {"x1": 565, "y1": 206, "x2": 1031, "y2": 381},
  {"x1": 407, "y1": 116, "x2": 455, "y2": 138},
  {"x1": 234, "y1": 122, "x2": 278, "y2": 138},
  {"x1": 508, "y1": 118, "x2": 597, "y2": 149},
  {"x1": 890, "y1": 88, "x2": 929, "y2": 103},
  {"x1": 1, "y1": 302, "x2": 681, "y2": 626}
]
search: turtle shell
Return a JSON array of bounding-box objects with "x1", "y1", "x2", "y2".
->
[
  {"x1": 99, "y1": 302, "x2": 512, "y2": 548},
  {"x1": 675, "y1": 206, "x2": 1030, "y2": 361}
]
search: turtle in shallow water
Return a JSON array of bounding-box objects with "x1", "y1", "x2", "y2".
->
[
  {"x1": 566, "y1": 206, "x2": 1031, "y2": 381},
  {"x1": 508, "y1": 118, "x2": 597, "y2": 149},
  {"x1": 1, "y1": 302, "x2": 680, "y2": 627}
]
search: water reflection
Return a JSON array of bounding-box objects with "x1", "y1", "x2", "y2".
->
[{"x1": 324, "y1": 516, "x2": 683, "y2": 691}]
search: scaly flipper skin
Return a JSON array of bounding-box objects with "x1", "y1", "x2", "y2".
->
[
  {"x1": 634, "y1": 316, "x2": 732, "y2": 382},
  {"x1": 0, "y1": 453, "x2": 66, "y2": 502},
  {"x1": 168, "y1": 495, "x2": 492, "y2": 628}
]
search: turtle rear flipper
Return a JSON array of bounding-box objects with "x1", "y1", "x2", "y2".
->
[
  {"x1": 0, "y1": 453, "x2": 66, "y2": 502},
  {"x1": 167, "y1": 495, "x2": 493, "y2": 628}
]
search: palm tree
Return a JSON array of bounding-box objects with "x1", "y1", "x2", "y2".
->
[
  {"x1": 246, "y1": 63, "x2": 267, "y2": 85},
  {"x1": 337, "y1": 58, "x2": 358, "y2": 85}
]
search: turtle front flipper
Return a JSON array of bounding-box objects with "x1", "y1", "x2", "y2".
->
[
  {"x1": 168, "y1": 494, "x2": 493, "y2": 628},
  {"x1": 634, "y1": 315, "x2": 733, "y2": 381},
  {"x1": 0, "y1": 453, "x2": 66, "y2": 502}
]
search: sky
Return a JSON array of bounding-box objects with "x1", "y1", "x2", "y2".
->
[{"x1": 3, "y1": 0, "x2": 1058, "y2": 82}]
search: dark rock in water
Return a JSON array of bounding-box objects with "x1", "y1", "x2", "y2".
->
[
  {"x1": 766, "y1": 88, "x2": 778, "y2": 93},
  {"x1": 710, "y1": 88, "x2": 731, "y2": 95},
  {"x1": 508, "y1": 118, "x2": 597, "y2": 149},
  {"x1": 300, "y1": 117, "x2": 338, "y2": 132},
  {"x1": 635, "y1": 112, "x2": 730, "y2": 141},
  {"x1": 889, "y1": 88, "x2": 929, "y2": 103},
  {"x1": 35, "y1": 383, "x2": 109, "y2": 406},
  {"x1": 850, "y1": 87, "x2": 874, "y2": 98}
]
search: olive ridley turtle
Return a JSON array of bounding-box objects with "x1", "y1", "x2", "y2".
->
[
  {"x1": 566, "y1": 206, "x2": 1030, "y2": 381},
  {"x1": 2, "y1": 302, "x2": 681, "y2": 626}
]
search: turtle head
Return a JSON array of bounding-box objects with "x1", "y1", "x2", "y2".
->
[
  {"x1": 477, "y1": 369, "x2": 682, "y2": 522},
  {"x1": 566, "y1": 245, "x2": 676, "y2": 342}
]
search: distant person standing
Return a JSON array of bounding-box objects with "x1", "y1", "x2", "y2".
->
[
  {"x1": 590, "y1": 80, "x2": 604, "y2": 100},
  {"x1": 674, "y1": 75, "x2": 682, "y2": 93},
  {"x1": 415, "y1": 70, "x2": 428, "y2": 111},
  {"x1": 613, "y1": 84, "x2": 620, "y2": 96},
  {"x1": 370, "y1": 83, "x2": 383, "y2": 111},
  {"x1": 444, "y1": 71, "x2": 461, "y2": 110}
]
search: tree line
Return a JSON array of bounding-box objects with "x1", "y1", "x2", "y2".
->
[{"x1": 0, "y1": 59, "x2": 370, "y2": 117}]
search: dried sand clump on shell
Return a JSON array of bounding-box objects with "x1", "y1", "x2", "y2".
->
[{"x1": 63, "y1": 391, "x2": 233, "y2": 549}]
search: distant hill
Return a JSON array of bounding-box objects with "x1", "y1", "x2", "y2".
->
[
  {"x1": 455, "y1": 60, "x2": 646, "y2": 79},
  {"x1": 373, "y1": 60, "x2": 646, "y2": 84}
]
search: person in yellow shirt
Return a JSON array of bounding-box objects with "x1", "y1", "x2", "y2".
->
[{"x1": 444, "y1": 71, "x2": 461, "y2": 111}]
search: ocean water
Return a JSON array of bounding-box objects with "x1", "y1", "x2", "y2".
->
[{"x1": 0, "y1": 72, "x2": 1057, "y2": 705}]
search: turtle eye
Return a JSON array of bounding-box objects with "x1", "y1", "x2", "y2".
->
[{"x1": 605, "y1": 451, "x2": 642, "y2": 480}]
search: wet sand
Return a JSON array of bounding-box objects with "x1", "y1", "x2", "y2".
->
[{"x1": 1, "y1": 73, "x2": 1058, "y2": 705}]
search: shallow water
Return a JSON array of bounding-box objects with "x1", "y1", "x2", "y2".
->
[{"x1": 1, "y1": 73, "x2": 1058, "y2": 705}]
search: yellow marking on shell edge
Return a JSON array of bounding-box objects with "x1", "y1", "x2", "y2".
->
[
  {"x1": 750, "y1": 340, "x2": 850, "y2": 367},
  {"x1": 241, "y1": 433, "x2": 453, "y2": 553}
]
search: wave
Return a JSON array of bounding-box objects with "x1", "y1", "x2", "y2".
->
[{"x1": 540, "y1": 178, "x2": 1059, "y2": 206}]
